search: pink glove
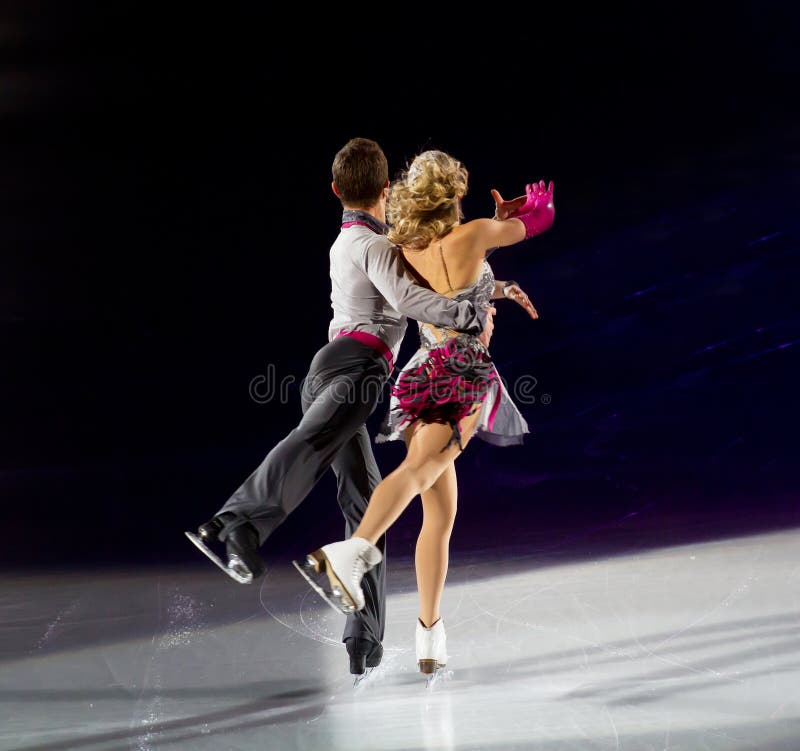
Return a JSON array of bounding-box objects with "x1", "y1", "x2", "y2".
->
[{"x1": 508, "y1": 180, "x2": 555, "y2": 238}]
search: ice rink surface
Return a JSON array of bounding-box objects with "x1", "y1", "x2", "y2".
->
[{"x1": 3, "y1": 523, "x2": 800, "y2": 751}]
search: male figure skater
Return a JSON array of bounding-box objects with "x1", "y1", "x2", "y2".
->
[{"x1": 187, "y1": 138, "x2": 492, "y2": 676}]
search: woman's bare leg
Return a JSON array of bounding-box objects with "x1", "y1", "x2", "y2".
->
[
  {"x1": 415, "y1": 462, "x2": 457, "y2": 628},
  {"x1": 353, "y1": 408, "x2": 481, "y2": 545}
]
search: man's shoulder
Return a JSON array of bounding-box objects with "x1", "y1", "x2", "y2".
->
[
  {"x1": 361, "y1": 231, "x2": 396, "y2": 252},
  {"x1": 336, "y1": 230, "x2": 396, "y2": 264}
]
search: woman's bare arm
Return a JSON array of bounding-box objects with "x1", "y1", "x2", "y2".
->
[
  {"x1": 479, "y1": 180, "x2": 556, "y2": 255},
  {"x1": 461, "y1": 217, "x2": 527, "y2": 257}
]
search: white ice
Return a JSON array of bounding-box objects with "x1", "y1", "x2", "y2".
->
[{"x1": 1, "y1": 527, "x2": 799, "y2": 750}]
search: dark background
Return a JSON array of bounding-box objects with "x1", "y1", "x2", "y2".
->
[{"x1": 2, "y1": 2, "x2": 799, "y2": 567}]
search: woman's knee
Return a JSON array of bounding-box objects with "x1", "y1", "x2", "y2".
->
[{"x1": 400, "y1": 458, "x2": 450, "y2": 493}]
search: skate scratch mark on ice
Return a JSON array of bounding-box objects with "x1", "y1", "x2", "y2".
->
[
  {"x1": 605, "y1": 563, "x2": 627, "y2": 632},
  {"x1": 229, "y1": 612, "x2": 260, "y2": 628},
  {"x1": 569, "y1": 593, "x2": 597, "y2": 670},
  {"x1": 494, "y1": 576, "x2": 579, "y2": 619},
  {"x1": 447, "y1": 601, "x2": 508, "y2": 632},
  {"x1": 132, "y1": 585, "x2": 206, "y2": 750},
  {"x1": 257, "y1": 573, "x2": 339, "y2": 647},
  {"x1": 129, "y1": 577, "x2": 163, "y2": 751},
  {"x1": 703, "y1": 727, "x2": 746, "y2": 744},
  {"x1": 604, "y1": 704, "x2": 620, "y2": 751},
  {"x1": 449, "y1": 610, "x2": 503, "y2": 635},
  {"x1": 483, "y1": 572, "x2": 562, "y2": 639},
  {"x1": 623, "y1": 602, "x2": 745, "y2": 684},
  {"x1": 100, "y1": 648, "x2": 128, "y2": 690},
  {"x1": 464, "y1": 589, "x2": 635, "y2": 662},
  {"x1": 299, "y1": 594, "x2": 343, "y2": 648},
  {"x1": 449, "y1": 589, "x2": 466, "y2": 621},
  {"x1": 32, "y1": 598, "x2": 79, "y2": 652},
  {"x1": 651, "y1": 546, "x2": 762, "y2": 653}
]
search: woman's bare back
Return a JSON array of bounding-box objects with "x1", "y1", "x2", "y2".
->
[{"x1": 400, "y1": 224, "x2": 486, "y2": 298}]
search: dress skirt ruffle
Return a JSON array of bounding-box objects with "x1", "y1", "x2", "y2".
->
[{"x1": 377, "y1": 335, "x2": 529, "y2": 448}]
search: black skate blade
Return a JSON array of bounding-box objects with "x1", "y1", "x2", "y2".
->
[
  {"x1": 291, "y1": 557, "x2": 356, "y2": 615},
  {"x1": 185, "y1": 531, "x2": 253, "y2": 584}
]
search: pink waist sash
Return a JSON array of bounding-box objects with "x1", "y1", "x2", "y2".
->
[{"x1": 336, "y1": 330, "x2": 394, "y2": 372}]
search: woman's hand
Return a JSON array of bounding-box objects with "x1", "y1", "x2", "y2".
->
[
  {"x1": 504, "y1": 283, "x2": 539, "y2": 319},
  {"x1": 490, "y1": 189, "x2": 527, "y2": 220},
  {"x1": 522, "y1": 180, "x2": 555, "y2": 210},
  {"x1": 507, "y1": 180, "x2": 556, "y2": 238}
]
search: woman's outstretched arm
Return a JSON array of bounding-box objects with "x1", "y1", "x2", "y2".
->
[{"x1": 463, "y1": 180, "x2": 556, "y2": 255}]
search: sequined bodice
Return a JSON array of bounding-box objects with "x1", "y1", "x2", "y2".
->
[{"x1": 419, "y1": 260, "x2": 495, "y2": 349}]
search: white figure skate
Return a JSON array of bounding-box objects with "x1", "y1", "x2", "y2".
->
[
  {"x1": 293, "y1": 537, "x2": 382, "y2": 615},
  {"x1": 416, "y1": 617, "x2": 448, "y2": 685}
]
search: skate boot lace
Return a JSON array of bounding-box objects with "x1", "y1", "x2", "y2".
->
[{"x1": 352, "y1": 549, "x2": 372, "y2": 584}]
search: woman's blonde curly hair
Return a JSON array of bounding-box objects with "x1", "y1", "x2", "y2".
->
[{"x1": 387, "y1": 150, "x2": 468, "y2": 248}]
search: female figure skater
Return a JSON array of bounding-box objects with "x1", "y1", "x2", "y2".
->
[{"x1": 295, "y1": 150, "x2": 555, "y2": 677}]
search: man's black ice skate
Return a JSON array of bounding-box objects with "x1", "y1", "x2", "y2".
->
[
  {"x1": 185, "y1": 516, "x2": 264, "y2": 584},
  {"x1": 346, "y1": 637, "x2": 383, "y2": 686},
  {"x1": 197, "y1": 513, "x2": 231, "y2": 543},
  {"x1": 345, "y1": 637, "x2": 383, "y2": 674},
  {"x1": 225, "y1": 522, "x2": 266, "y2": 581}
]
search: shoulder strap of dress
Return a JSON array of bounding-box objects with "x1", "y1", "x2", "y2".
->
[{"x1": 439, "y1": 240, "x2": 454, "y2": 293}]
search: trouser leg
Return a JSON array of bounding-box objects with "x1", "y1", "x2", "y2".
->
[
  {"x1": 216, "y1": 339, "x2": 388, "y2": 546},
  {"x1": 331, "y1": 425, "x2": 386, "y2": 644}
]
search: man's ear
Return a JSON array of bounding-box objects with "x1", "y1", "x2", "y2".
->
[{"x1": 331, "y1": 181, "x2": 342, "y2": 198}]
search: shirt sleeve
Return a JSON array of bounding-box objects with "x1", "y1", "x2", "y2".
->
[{"x1": 360, "y1": 237, "x2": 485, "y2": 334}]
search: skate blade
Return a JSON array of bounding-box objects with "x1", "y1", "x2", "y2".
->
[
  {"x1": 423, "y1": 667, "x2": 451, "y2": 689},
  {"x1": 419, "y1": 660, "x2": 449, "y2": 689},
  {"x1": 292, "y1": 554, "x2": 357, "y2": 615},
  {"x1": 352, "y1": 667, "x2": 374, "y2": 688},
  {"x1": 185, "y1": 531, "x2": 253, "y2": 584}
]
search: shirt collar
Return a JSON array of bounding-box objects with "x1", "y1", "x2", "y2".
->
[{"x1": 341, "y1": 209, "x2": 389, "y2": 235}]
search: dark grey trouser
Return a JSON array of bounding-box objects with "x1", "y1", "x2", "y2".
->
[{"x1": 217, "y1": 336, "x2": 389, "y2": 644}]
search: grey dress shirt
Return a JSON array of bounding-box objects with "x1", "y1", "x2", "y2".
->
[{"x1": 328, "y1": 210, "x2": 486, "y2": 361}]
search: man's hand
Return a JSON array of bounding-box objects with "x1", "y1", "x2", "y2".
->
[
  {"x1": 490, "y1": 189, "x2": 527, "y2": 220},
  {"x1": 504, "y1": 284, "x2": 539, "y2": 319},
  {"x1": 478, "y1": 305, "x2": 496, "y2": 349}
]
